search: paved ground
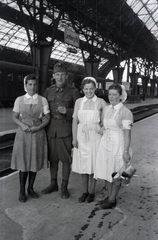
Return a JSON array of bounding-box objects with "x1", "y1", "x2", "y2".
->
[{"x1": 0, "y1": 110, "x2": 158, "y2": 240}]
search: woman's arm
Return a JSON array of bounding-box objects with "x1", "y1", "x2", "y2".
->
[
  {"x1": 30, "y1": 113, "x2": 50, "y2": 133},
  {"x1": 72, "y1": 117, "x2": 78, "y2": 148},
  {"x1": 100, "y1": 99, "x2": 107, "y2": 126},
  {"x1": 123, "y1": 129, "x2": 131, "y2": 163},
  {"x1": 13, "y1": 112, "x2": 30, "y2": 132},
  {"x1": 30, "y1": 96, "x2": 50, "y2": 133},
  {"x1": 12, "y1": 97, "x2": 30, "y2": 132},
  {"x1": 98, "y1": 105, "x2": 106, "y2": 135}
]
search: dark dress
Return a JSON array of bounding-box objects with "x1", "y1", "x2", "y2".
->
[{"x1": 11, "y1": 95, "x2": 48, "y2": 172}]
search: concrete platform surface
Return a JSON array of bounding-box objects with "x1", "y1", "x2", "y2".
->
[{"x1": 0, "y1": 113, "x2": 158, "y2": 240}]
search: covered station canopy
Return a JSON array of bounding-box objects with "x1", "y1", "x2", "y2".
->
[{"x1": 0, "y1": 0, "x2": 158, "y2": 78}]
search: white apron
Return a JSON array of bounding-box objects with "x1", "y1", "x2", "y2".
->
[
  {"x1": 94, "y1": 106, "x2": 127, "y2": 182},
  {"x1": 72, "y1": 99, "x2": 102, "y2": 174}
]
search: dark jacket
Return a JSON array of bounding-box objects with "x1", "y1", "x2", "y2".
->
[{"x1": 44, "y1": 84, "x2": 80, "y2": 138}]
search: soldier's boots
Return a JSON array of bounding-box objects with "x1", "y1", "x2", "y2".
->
[
  {"x1": 41, "y1": 179, "x2": 58, "y2": 194},
  {"x1": 61, "y1": 180, "x2": 70, "y2": 199}
]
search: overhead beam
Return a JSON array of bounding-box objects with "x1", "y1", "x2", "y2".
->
[{"x1": 0, "y1": 2, "x2": 113, "y2": 61}]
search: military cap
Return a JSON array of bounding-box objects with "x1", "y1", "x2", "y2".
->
[{"x1": 53, "y1": 62, "x2": 67, "y2": 73}]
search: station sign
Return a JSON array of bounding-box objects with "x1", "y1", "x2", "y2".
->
[{"x1": 64, "y1": 27, "x2": 79, "y2": 48}]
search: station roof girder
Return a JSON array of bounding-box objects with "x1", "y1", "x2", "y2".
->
[{"x1": 0, "y1": 0, "x2": 158, "y2": 76}]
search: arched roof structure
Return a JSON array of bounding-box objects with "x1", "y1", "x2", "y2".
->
[{"x1": 0, "y1": 0, "x2": 158, "y2": 77}]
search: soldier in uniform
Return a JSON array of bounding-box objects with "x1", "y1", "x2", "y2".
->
[{"x1": 41, "y1": 62, "x2": 80, "y2": 199}]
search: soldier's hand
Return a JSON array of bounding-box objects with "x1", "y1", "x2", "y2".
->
[
  {"x1": 57, "y1": 106, "x2": 67, "y2": 114},
  {"x1": 29, "y1": 126, "x2": 40, "y2": 133}
]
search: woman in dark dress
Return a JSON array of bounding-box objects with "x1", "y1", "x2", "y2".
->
[{"x1": 11, "y1": 74, "x2": 50, "y2": 203}]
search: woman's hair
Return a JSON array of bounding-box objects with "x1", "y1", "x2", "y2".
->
[
  {"x1": 108, "y1": 83, "x2": 122, "y2": 95},
  {"x1": 24, "y1": 74, "x2": 36, "y2": 84},
  {"x1": 81, "y1": 78, "x2": 96, "y2": 89}
]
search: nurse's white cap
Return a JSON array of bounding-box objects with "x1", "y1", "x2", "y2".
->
[{"x1": 82, "y1": 76, "x2": 97, "y2": 85}]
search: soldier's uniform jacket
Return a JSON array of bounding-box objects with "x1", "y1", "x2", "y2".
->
[{"x1": 44, "y1": 84, "x2": 80, "y2": 138}]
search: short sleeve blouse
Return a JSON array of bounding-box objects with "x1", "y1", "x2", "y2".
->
[
  {"x1": 121, "y1": 106, "x2": 133, "y2": 129},
  {"x1": 105, "y1": 103, "x2": 133, "y2": 130},
  {"x1": 73, "y1": 96, "x2": 106, "y2": 119},
  {"x1": 13, "y1": 94, "x2": 50, "y2": 115}
]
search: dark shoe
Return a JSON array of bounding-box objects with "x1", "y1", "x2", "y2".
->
[
  {"x1": 78, "y1": 193, "x2": 89, "y2": 203},
  {"x1": 100, "y1": 199, "x2": 117, "y2": 209},
  {"x1": 19, "y1": 192, "x2": 26, "y2": 203},
  {"x1": 85, "y1": 193, "x2": 95, "y2": 203},
  {"x1": 41, "y1": 179, "x2": 58, "y2": 194},
  {"x1": 61, "y1": 180, "x2": 69, "y2": 199},
  {"x1": 28, "y1": 189, "x2": 39, "y2": 199},
  {"x1": 98, "y1": 197, "x2": 109, "y2": 205}
]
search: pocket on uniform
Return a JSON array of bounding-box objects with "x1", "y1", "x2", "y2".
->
[
  {"x1": 62, "y1": 98, "x2": 73, "y2": 108},
  {"x1": 48, "y1": 97, "x2": 56, "y2": 112}
]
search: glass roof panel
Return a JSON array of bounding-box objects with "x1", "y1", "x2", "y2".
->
[
  {"x1": 99, "y1": 58, "x2": 108, "y2": 69},
  {"x1": 51, "y1": 40, "x2": 85, "y2": 65},
  {"x1": 126, "y1": 0, "x2": 158, "y2": 39},
  {"x1": 3, "y1": 0, "x2": 20, "y2": 10},
  {"x1": 2, "y1": 0, "x2": 29, "y2": 15},
  {"x1": 0, "y1": 1, "x2": 90, "y2": 66},
  {"x1": 131, "y1": 1, "x2": 143, "y2": 12},
  {"x1": 0, "y1": 0, "x2": 158, "y2": 69},
  {"x1": 0, "y1": 18, "x2": 31, "y2": 52}
]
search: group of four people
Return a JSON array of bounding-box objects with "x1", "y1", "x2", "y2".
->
[{"x1": 11, "y1": 62, "x2": 133, "y2": 209}]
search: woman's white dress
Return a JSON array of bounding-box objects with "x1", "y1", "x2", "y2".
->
[
  {"x1": 94, "y1": 102, "x2": 133, "y2": 182},
  {"x1": 72, "y1": 96, "x2": 106, "y2": 174}
]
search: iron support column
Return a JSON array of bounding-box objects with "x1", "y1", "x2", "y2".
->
[{"x1": 112, "y1": 67, "x2": 124, "y2": 84}]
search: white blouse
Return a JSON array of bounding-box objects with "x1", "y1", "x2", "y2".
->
[
  {"x1": 104, "y1": 102, "x2": 133, "y2": 130},
  {"x1": 13, "y1": 93, "x2": 50, "y2": 115},
  {"x1": 73, "y1": 95, "x2": 107, "y2": 119}
]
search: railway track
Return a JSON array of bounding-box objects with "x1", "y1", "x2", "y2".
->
[
  {"x1": 0, "y1": 142, "x2": 14, "y2": 150},
  {"x1": 0, "y1": 145, "x2": 14, "y2": 177},
  {"x1": 132, "y1": 104, "x2": 158, "y2": 122},
  {"x1": 0, "y1": 104, "x2": 158, "y2": 177}
]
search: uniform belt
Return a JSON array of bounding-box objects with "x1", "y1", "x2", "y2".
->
[{"x1": 51, "y1": 115, "x2": 66, "y2": 120}]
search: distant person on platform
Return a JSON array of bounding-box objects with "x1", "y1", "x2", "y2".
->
[
  {"x1": 11, "y1": 74, "x2": 50, "y2": 203},
  {"x1": 41, "y1": 62, "x2": 80, "y2": 199}
]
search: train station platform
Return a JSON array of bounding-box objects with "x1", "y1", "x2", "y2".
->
[{"x1": 0, "y1": 99, "x2": 158, "y2": 240}]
